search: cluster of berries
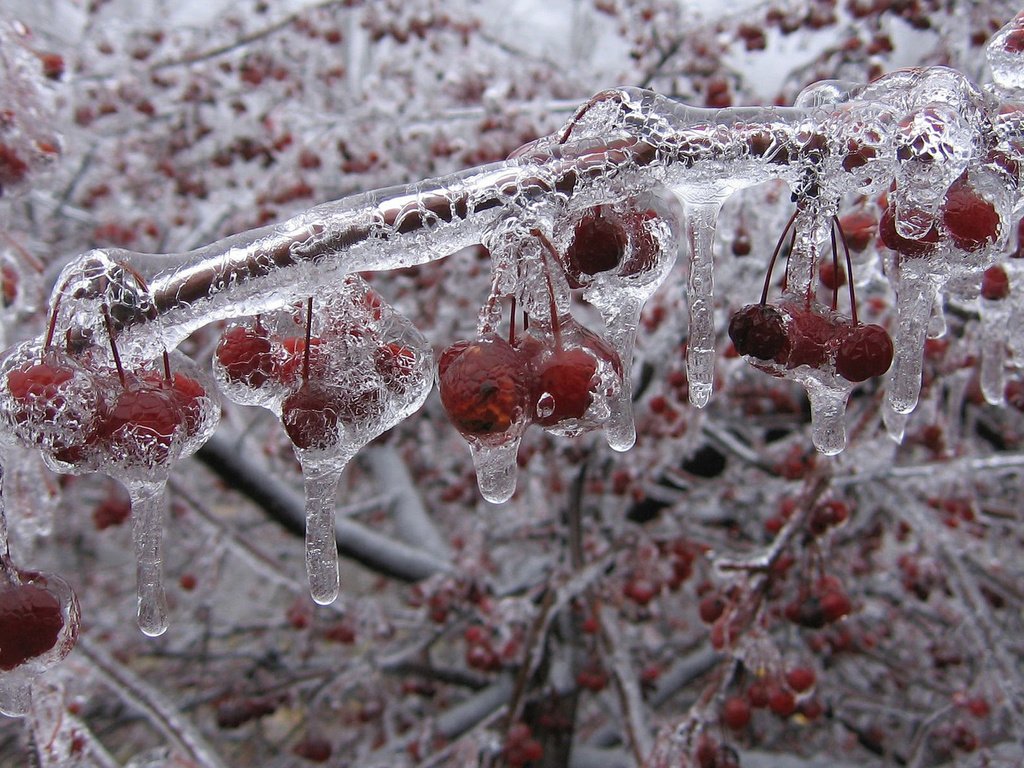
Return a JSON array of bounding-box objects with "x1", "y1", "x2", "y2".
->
[
  {"x1": 0, "y1": 339, "x2": 218, "y2": 480},
  {"x1": 728, "y1": 211, "x2": 894, "y2": 384},
  {"x1": 213, "y1": 276, "x2": 432, "y2": 454}
]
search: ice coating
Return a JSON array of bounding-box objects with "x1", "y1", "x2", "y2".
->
[
  {"x1": 128, "y1": 480, "x2": 169, "y2": 636},
  {"x1": 680, "y1": 202, "x2": 722, "y2": 410}
]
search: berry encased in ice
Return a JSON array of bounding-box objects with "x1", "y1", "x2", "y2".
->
[
  {"x1": 835, "y1": 324, "x2": 894, "y2": 382},
  {"x1": 728, "y1": 304, "x2": 789, "y2": 361},
  {"x1": 439, "y1": 337, "x2": 530, "y2": 439}
]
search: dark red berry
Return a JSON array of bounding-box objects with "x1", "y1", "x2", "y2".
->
[
  {"x1": 747, "y1": 679, "x2": 771, "y2": 708},
  {"x1": 785, "y1": 666, "x2": 816, "y2": 693},
  {"x1": 292, "y1": 735, "x2": 332, "y2": 763},
  {"x1": 168, "y1": 373, "x2": 207, "y2": 435},
  {"x1": 942, "y1": 175, "x2": 1001, "y2": 253},
  {"x1": 375, "y1": 342, "x2": 418, "y2": 393},
  {"x1": 820, "y1": 590, "x2": 852, "y2": 623},
  {"x1": 216, "y1": 325, "x2": 278, "y2": 388},
  {"x1": 836, "y1": 324, "x2": 893, "y2": 382},
  {"x1": 439, "y1": 337, "x2": 530, "y2": 439},
  {"x1": 728, "y1": 304, "x2": 788, "y2": 360},
  {"x1": 698, "y1": 595, "x2": 726, "y2": 624},
  {"x1": 839, "y1": 210, "x2": 877, "y2": 252},
  {"x1": 281, "y1": 383, "x2": 340, "y2": 450},
  {"x1": 781, "y1": 307, "x2": 841, "y2": 369},
  {"x1": 818, "y1": 259, "x2": 845, "y2": 291},
  {"x1": 721, "y1": 696, "x2": 751, "y2": 730},
  {"x1": 0, "y1": 581, "x2": 64, "y2": 671},
  {"x1": 563, "y1": 206, "x2": 627, "y2": 287},
  {"x1": 981, "y1": 265, "x2": 1010, "y2": 300},
  {"x1": 768, "y1": 685, "x2": 797, "y2": 717}
]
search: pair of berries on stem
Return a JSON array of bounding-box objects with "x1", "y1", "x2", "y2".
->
[
  {"x1": 728, "y1": 208, "x2": 894, "y2": 384},
  {"x1": 438, "y1": 229, "x2": 623, "y2": 502}
]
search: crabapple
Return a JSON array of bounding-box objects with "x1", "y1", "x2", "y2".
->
[
  {"x1": 721, "y1": 696, "x2": 751, "y2": 730},
  {"x1": 942, "y1": 174, "x2": 1001, "y2": 253},
  {"x1": 562, "y1": 205, "x2": 627, "y2": 287},
  {"x1": 530, "y1": 347, "x2": 599, "y2": 425},
  {"x1": 438, "y1": 336, "x2": 530, "y2": 440},
  {"x1": 835, "y1": 324, "x2": 893, "y2": 382},
  {"x1": 728, "y1": 303, "x2": 789, "y2": 360},
  {"x1": 215, "y1": 324, "x2": 279, "y2": 388},
  {"x1": 980, "y1": 264, "x2": 1010, "y2": 300},
  {"x1": 878, "y1": 203, "x2": 939, "y2": 258},
  {"x1": 281, "y1": 382, "x2": 341, "y2": 451}
]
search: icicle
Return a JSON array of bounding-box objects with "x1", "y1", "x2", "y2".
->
[
  {"x1": 927, "y1": 288, "x2": 947, "y2": 339},
  {"x1": 599, "y1": 294, "x2": 642, "y2": 451},
  {"x1": 681, "y1": 202, "x2": 722, "y2": 409},
  {"x1": 302, "y1": 466, "x2": 345, "y2": 605},
  {"x1": 798, "y1": 373, "x2": 852, "y2": 455},
  {"x1": 979, "y1": 296, "x2": 1010, "y2": 405},
  {"x1": 888, "y1": 274, "x2": 941, "y2": 415},
  {"x1": 883, "y1": 404, "x2": 909, "y2": 443},
  {"x1": 469, "y1": 438, "x2": 521, "y2": 504},
  {"x1": 127, "y1": 479, "x2": 169, "y2": 637}
]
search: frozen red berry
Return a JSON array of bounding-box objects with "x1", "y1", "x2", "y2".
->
[
  {"x1": 879, "y1": 203, "x2": 939, "y2": 258},
  {"x1": 281, "y1": 383, "x2": 341, "y2": 451},
  {"x1": 781, "y1": 307, "x2": 841, "y2": 369},
  {"x1": 99, "y1": 383, "x2": 184, "y2": 465},
  {"x1": 835, "y1": 323, "x2": 893, "y2": 382},
  {"x1": 721, "y1": 696, "x2": 751, "y2": 730},
  {"x1": 785, "y1": 666, "x2": 817, "y2": 693},
  {"x1": 0, "y1": 580, "x2": 64, "y2": 671},
  {"x1": 531, "y1": 348, "x2": 598, "y2": 425},
  {"x1": 728, "y1": 304, "x2": 789, "y2": 360},
  {"x1": 563, "y1": 205, "x2": 627, "y2": 287},
  {"x1": 439, "y1": 337, "x2": 530, "y2": 439},
  {"x1": 215, "y1": 325, "x2": 279, "y2": 388},
  {"x1": 839, "y1": 210, "x2": 877, "y2": 253},
  {"x1": 942, "y1": 175, "x2": 1001, "y2": 253}
]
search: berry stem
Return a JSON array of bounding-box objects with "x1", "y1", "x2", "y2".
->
[
  {"x1": 829, "y1": 223, "x2": 840, "y2": 312},
  {"x1": 101, "y1": 303, "x2": 127, "y2": 387},
  {"x1": 530, "y1": 229, "x2": 564, "y2": 350},
  {"x1": 833, "y1": 216, "x2": 859, "y2": 325},
  {"x1": 508, "y1": 296, "x2": 517, "y2": 347},
  {"x1": 557, "y1": 90, "x2": 625, "y2": 144},
  {"x1": 760, "y1": 209, "x2": 799, "y2": 305},
  {"x1": 162, "y1": 350, "x2": 172, "y2": 382},
  {"x1": 303, "y1": 296, "x2": 313, "y2": 383}
]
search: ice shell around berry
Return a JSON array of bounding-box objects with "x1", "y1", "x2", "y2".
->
[
  {"x1": 0, "y1": 569, "x2": 80, "y2": 688},
  {"x1": 0, "y1": 341, "x2": 104, "y2": 465}
]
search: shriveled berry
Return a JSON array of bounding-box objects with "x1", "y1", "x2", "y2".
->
[
  {"x1": 943, "y1": 175, "x2": 1001, "y2": 253},
  {"x1": 728, "y1": 304, "x2": 788, "y2": 360},
  {"x1": 980, "y1": 265, "x2": 1010, "y2": 300},
  {"x1": 0, "y1": 581, "x2": 64, "y2": 671},
  {"x1": 439, "y1": 337, "x2": 529, "y2": 439},
  {"x1": 836, "y1": 323, "x2": 893, "y2": 382}
]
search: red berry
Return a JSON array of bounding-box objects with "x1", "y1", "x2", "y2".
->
[
  {"x1": 768, "y1": 685, "x2": 797, "y2": 717},
  {"x1": 747, "y1": 679, "x2": 771, "y2": 708},
  {"x1": 839, "y1": 210, "x2": 877, "y2": 253},
  {"x1": 375, "y1": 342, "x2": 418, "y2": 393},
  {"x1": 728, "y1": 304, "x2": 789, "y2": 360},
  {"x1": 781, "y1": 307, "x2": 841, "y2": 369},
  {"x1": 531, "y1": 348, "x2": 598, "y2": 425},
  {"x1": 0, "y1": 580, "x2": 64, "y2": 671},
  {"x1": 620, "y1": 208, "x2": 662, "y2": 277},
  {"x1": 281, "y1": 383, "x2": 340, "y2": 451},
  {"x1": 818, "y1": 259, "x2": 845, "y2": 291},
  {"x1": 100, "y1": 384, "x2": 183, "y2": 465},
  {"x1": 292, "y1": 735, "x2": 332, "y2": 763},
  {"x1": 721, "y1": 696, "x2": 751, "y2": 730},
  {"x1": 879, "y1": 203, "x2": 939, "y2": 258},
  {"x1": 942, "y1": 175, "x2": 1001, "y2": 253},
  {"x1": 836, "y1": 324, "x2": 893, "y2": 382},
  {"x1": 439, "y1": 337, "x2": 530, "y2": 439},
  {"x1": 820, "y1": 590, "x2": 852, "y2": 623},
  {"x1": 785, "y1": 666, "x2": 816, "y2": 693},
  {"x1": 698, "y1": 595, "x2": 725, "y2": 624},
  {"x1": 215, "y1": 325, "x2": 279, "y2": 388},
  {"x1": 981, "y1": 265, "x2": 1010, "y2": 300},
  {"x1": 279, "y1": 336, "x2": 327, "y2": 384},
  {"x1": 168, "y1": 372, "x2": 207, "y2": 435},
  {"x1": 563, "y1": 205, "x2": 627, "y2": 286},
  {"x1": 624, "y1": 576, "x2": 660, "y2": 605},
  {"x1": 1, "y1": 262, "x2": 19, "y2": 308}
]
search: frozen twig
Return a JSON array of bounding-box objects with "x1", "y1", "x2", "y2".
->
[{"x1": 77, "y1": 637, "x2": 228, "y2": 768}]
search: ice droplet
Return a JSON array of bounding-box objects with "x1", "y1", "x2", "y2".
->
[
  {"x1": 0, "y1": 674, "x2": 30, "y2": 717},
  {"x1": 302, "y1": 468, "x2": 343, "y2": 605},
  {"x1": 127, "y1": 480, "x2": 169, "y2": 637},
  {"x1": 535, "y1": 392, "x2": 555, "y2": 419},
  {"x1": 470, "y1": 438, "x2": 521, "y2": 504},
  {"x1": 884, "y1": 404, "x2": 909, "y2": 443},
  {"x1": 598, "y1": 295, "x2": 642, "y2": 452},
  {"x1": 798, "y1": 373, "x2": 852, "y2": 455},
  {"x1": 681, "y1": 202, "x2": 722, "y2": 409},
  {"x1": 888, "y1": 274, "x2": 940, "y2": 415}
]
